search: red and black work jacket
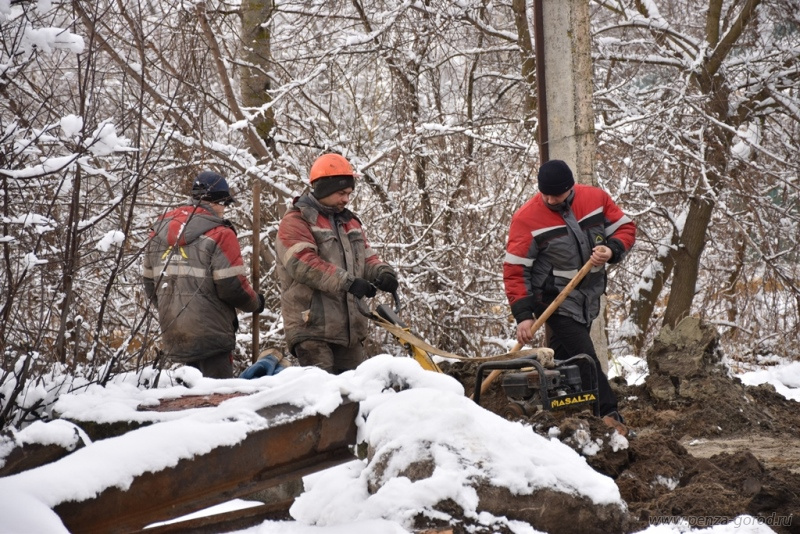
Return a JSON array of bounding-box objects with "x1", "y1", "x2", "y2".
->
[
  {"x1": 503, "y1": 184, "x2": 636, "y2": 326},
  {"x1": 276, "y1": 194, "x2": 393, "y2": 353},
  {"x1": 142, "y1": 203, "x2": 261, "y2": 363}
]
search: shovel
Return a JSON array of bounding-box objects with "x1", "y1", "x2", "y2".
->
[
  {"x1": 475, "y1": 258, "x2": 594, "y2": 397},
  {"x1": 251, "y1": 182, "x2": 261, "y2": 364}
]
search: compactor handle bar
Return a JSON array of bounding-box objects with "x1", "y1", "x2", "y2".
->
[{"x1": 356, "y1": 290, "x2": 402, "y2": 319}]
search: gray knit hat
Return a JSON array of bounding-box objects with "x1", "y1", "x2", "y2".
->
[{"x1": 312, "y1": 175, "x2": 356, "y2": 199}]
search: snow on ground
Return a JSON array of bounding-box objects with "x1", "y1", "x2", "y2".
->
[
  {"x1": 0, "y1": 354, "x2": 798, "y2": 534},
  {"x1": 737, "y1": 361, "x2": 800, "y2": 402}
]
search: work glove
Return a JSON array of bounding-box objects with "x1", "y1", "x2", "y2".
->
[
  {"x1": 240, "y1": 351, "x2": 285, "y2": 379},
  {"x1": 348, "y1": 277, "x2": 377, "y2": 299},
  {"x1": 255, "y1": 293, "x2": 266, "y2": 314},
  {"x1": 374, "y1": 270, "x2": 399, "y2": 293},
  {"x1": 606, "y1": 238, "x2": 626, "y2": 264}
]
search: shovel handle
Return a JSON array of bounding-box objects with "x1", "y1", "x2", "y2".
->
[
  {"x1": 251, "y1": 182, "x2": 261, "y2": 364},
  {"x1": 475, "y1": 259, "x2": 595, "y2": 397}
]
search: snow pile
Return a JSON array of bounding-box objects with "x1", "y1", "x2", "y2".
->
[{"x1": 0, "y1": 356, "x2": 620, "y2": 533}]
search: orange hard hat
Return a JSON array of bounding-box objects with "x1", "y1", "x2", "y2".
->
[{"x1": 309, "y1": 153, "x2": 354, "y2": 183}]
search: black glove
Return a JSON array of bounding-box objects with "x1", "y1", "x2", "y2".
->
[
  {"x1": 606, "y1": 238, "x2": 625, "y2": 264},
  {"x1": 255, "y1": 294, "x2": 265, "y2": 314},
  {"x1": 348, "y1": 278, "x2": 377, "y2": 299},
  {"x1": 374, "y1": 270, "x2": 399, "y2": 293}
]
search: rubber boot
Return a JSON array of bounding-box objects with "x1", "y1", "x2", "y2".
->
[{"x1": 240, "y1": 348, "x2": 287, "y2": 379}]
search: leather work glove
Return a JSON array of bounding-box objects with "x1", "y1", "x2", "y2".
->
[
  {"x1": 374, "y1": 270, "x2": 399, "y2": 293},
  {"x1": 348, "y1": 278, "x2": 377, "y2": 299},
  {"x1": 255, "y1": 294, "x2": 266, "y2": 314}
]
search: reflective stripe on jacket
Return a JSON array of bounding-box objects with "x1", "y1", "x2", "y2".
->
[
  {"x1": 142, "y1": 203, "x2": 260, "y2": 363},
  {"x1": 503, "y1": 184, "x2": 636, "y2": 326},
  {"x1": 276, "y1": 194, "x2": 392, "y2": 353}
]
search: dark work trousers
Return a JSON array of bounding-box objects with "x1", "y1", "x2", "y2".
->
[
  {"x1": 545, "y1": 314, "x2": 618, "y2": 417},
  {"x1": 188, "y1": 352, "x2": 234, "y2": 379},
  {"x1": 294, "y1": 339, "x2": 366, "y2": 375}
]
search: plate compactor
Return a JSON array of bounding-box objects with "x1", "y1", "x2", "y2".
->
[
  {"x1": 473, "y1": 353, "x2": 600, "y2": 420},
  {"x1": 356, "y1": 292, "x2": 601, "y2": 421}
]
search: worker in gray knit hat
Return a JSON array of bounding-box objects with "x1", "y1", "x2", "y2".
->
[{"x1": 275, "y1": 154, "x2": 398, "y2": 374}]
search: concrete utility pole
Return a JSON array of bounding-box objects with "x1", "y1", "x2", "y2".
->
[{"x1": 534, "y1": 0, "x2": 608, "y2": 372}]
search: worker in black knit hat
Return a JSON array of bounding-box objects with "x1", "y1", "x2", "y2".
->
[
  {"x1": 503, "y1": 159, "x2": 637, "y2": 435},
  {"x1": 142, "y1": 170, "x2": 265, "y2": 378}
]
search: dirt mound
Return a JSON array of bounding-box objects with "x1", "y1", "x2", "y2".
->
[{"x1": 441, "y1": 318, "x2": 800, "y2": 533}]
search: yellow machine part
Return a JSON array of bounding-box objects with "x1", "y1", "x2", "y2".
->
[{"x1": 405, "y1": 339, "x2": 442, "y2": 373}]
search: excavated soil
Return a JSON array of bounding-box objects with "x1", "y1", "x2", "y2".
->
[{"x1": 440, "y1": 358, "x2": 800, "y2": 534}]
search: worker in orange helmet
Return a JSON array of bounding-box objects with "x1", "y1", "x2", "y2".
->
[{"x1": 275, "y1": 153, "x2": 398, "y2": 374}]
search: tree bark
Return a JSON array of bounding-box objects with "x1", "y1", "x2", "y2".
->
[
  {"x1": 55, "y1": 166, "x2": 82, "y2": 365},
  {"x1": 241, "y1": 0, "x2": 278, "y2": 156},
  {"x1": 662, "y1": 193, "x2": 715, "y2": 328},
  {"x1": 512, "y1": 0, "x2": 537, "y2": 131},
  {"x1": 626, "y1": 226, "x2": 678, "y2": 353}
]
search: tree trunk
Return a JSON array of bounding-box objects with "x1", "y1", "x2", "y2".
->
[
  {"x1": 352, "y1": 0, "x2": 431, "y2": 228},
  {"x1": 512, "y1": 0, "x2": 537, "y2": 131},
  {"x1": 623, "y1": 0, "x2": 761, "y2": 339},
  {"x1": 241, "y1": 0, "x2": 277, "y2": 156},
  {"x1": 0, "y1": 172, "x2": 12, "y2": 357},
  {"x1": 55, "y1": 166, "x2": 82, "y2": 365},
  {"x1": 626, "y1": 227, "x2": 678, "y2": 354},
  {"x1": 662, "y1": 193, "x2": 715, "y2": 328}
]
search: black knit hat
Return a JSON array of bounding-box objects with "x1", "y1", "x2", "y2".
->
[
  {"x1": 537, "y1": 160, "x2": 575, "y2": 195},
  {"x1": 191, "y1": 171, "x2": 235, "y2": 205},
  {"x1": 312, "y1": 175, "x2": 356, "y2": 199}
]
